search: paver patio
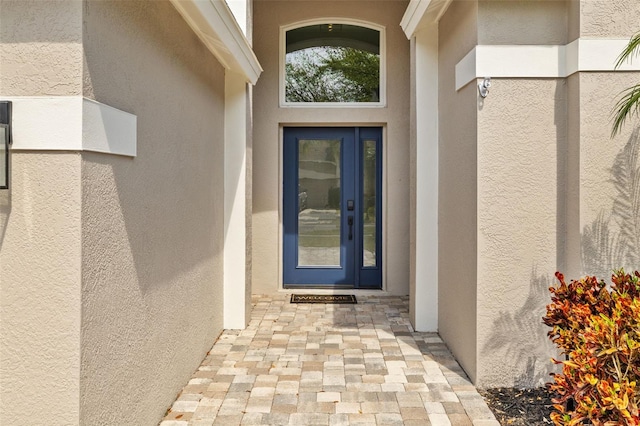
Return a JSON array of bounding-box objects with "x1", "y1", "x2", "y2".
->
[{"x1": 160, "y1": 294, "x2": 499, "y2": 426}]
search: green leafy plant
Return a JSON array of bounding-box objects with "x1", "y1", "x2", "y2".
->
[
  {"x1": 612, "y1": 32, "x2": 640, "y2": 137},
  {"x1": 544, "y1": 270, "x2": 640, "y2": 425},
  {"x1": 285, "y1": 46, "x2": 379, "y2": 103}
]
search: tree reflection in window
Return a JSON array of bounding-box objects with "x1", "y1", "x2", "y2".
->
[{"x1": 285, "y1": 24, "x2": 380, "y2": 103}]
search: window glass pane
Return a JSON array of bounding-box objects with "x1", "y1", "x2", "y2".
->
[
  {"x1": 285, "y1": 24, "x2": 380, "y2": 103},
  {"x1": 363, "y1": 139, "x2": 376, "y2": 267},
  {"x1": 298, "y1": 139, "x2": 341, "y2": 266}
]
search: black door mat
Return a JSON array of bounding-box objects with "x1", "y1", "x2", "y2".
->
[{"x1": 291, "y1": 294, "x2": 357, "y2": 304}]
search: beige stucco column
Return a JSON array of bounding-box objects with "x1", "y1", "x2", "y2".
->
[{"x1": 0, "y1": 1, "x2": 84, "y2": 423}]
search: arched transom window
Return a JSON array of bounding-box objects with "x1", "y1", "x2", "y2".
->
[{"x1": 280, "y1": 20, "x2": 385, "y2": 106}]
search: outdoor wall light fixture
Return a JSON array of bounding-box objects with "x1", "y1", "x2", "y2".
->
[
  {"x1": 0, "y1": 101, "x2": 12, "y2": 190},
  {"x1": 478, "y1": 77, "x2": 491, "y2": 98}
]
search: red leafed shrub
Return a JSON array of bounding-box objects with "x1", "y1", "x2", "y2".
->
[{"x1": 543, "y1": 270, "x2": 640, "y2": 425}]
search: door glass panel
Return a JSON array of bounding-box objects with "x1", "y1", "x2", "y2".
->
[
  {"x1": 363, "y1": 139, "x2": 377, "y2": 267},
  {"x1": 298, "y1": 139, "x2": 341, "y2": 266}
]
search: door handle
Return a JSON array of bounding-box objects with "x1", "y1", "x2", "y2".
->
[{"x1": 348, "y1": 216, "x2": 354, "y2": 240}]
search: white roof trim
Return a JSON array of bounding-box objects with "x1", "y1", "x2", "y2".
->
[
  {"x1": 401, "y1": 0, "x2": 453, "y2": 39},
  {"x1": 170, "y1": 0, "x2": 262, "y2": 85}
]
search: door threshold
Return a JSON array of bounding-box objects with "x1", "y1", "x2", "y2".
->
[
  {"x1": 280, "y1": 287, "x2": 385, "y2": 296},
  {"x1": 284, "y1": 284, "x2": 353, "y2": 290}
]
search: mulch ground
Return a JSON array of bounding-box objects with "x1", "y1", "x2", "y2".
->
[{"x1": 480, "y1": 388, "x2": 555, "y2": 425}]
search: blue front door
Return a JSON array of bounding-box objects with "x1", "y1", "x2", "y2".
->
[{"x1": 283, "y1": 127, "x2": 382, "y2": 288}]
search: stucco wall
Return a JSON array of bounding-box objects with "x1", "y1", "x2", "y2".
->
[
  {"x1": 476, "y1": 79, "x2": 564, "y2": 388},
  {"x1": 478, "y1": 0, "x2": 568, "y2": 45},
  {"x1": 252, "y1": 0, "x2": 410, "y2": 294},
  {"x1": 579, "y1": 0, "x2": 640, "y2": 38},
  {"x1": 0, "y1": 1, "x2": 84, "y2": 423},
  {"x1": 567, "y1": 0, "x2": 580, "y2": 42},
  {"x1": 572, "y1": 0, "x2": 640, "y2": 281},
  {"x1": 437, "y1": 0, "x2": 479, "y2": 383},
  {"x1": 445, "y1": 0, "x2": 640, "y2": 388},
  {"x1": 0, "y1": 0, "x2": 83, "y2": 95},
  {"x1": 472, "y1": 0, "x2": 569, "y2": 389},
  {"x1": 571, "y1": 0, "x2": 640, "y2": 279},
  {"x1": 577, "y1": 72, "x2": 640, "y2": 279},
  {"x1": 81, "y1": 1, "x2": 225, "y2": 424},
  {"x1": 0, "y1": 153, "x2": 82, "y2": 423},
  {"x1": 563, "y1": 73, "x2": 582, "y2": 279}
]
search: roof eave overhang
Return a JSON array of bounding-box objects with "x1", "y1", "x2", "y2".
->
[
  {"x1": 401, "y1": 0, "x2": 453, "y2": 39},
  {"x1": 170, "y1": 0, "x2": 263, "y2": 85}
]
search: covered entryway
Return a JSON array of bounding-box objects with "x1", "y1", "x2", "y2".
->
[{"x1": 251, "y1": 1, "x2": 411, "y2": 299}]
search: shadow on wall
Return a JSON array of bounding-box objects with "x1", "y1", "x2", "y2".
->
[
  {"x1": 583, "y1": 130, "x2": 640, "y2": 278},
  {"x1": 481, "y1": 269, "x2": 557, "y2": 388},
  {"x1": 82, "y1": 0, "x2": 226, "y2": 294}
]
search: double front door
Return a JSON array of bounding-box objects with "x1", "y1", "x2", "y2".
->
[{"x1": 283, "y1": 127, "x2": 382, "y2": 288}]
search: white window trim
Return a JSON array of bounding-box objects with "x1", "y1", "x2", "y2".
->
[{"x1": 279, "y1": 18, "x2": 387, "y2": 108}]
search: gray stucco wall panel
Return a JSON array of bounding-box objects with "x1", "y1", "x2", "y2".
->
[
  {"x1": 478, "y1": 0, "x2": 568, "y2": 45},
  {"x1": 81, "y1": 1, "x2": 225, "y2": 424},
  {"x1": 437, "y1": 0, "x2": 479, "y2": 383},
  {"x1": 563, "y1": 74, "x2": 582, "y2": 279}
]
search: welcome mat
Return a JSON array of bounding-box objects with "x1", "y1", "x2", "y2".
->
[{"x1": 291, "y1": 294, "x2": 357, "y2": 304}]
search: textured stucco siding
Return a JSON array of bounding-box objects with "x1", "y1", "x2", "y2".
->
[
  {"x1": 0, "y1": 0, "x2": 83, "y2": 96},
  {"x1": 437, "y1": 0, "x2": 479, "y2": 383},
  {"x1": 563, "y1": 74, "x2": 581, "y2": 280},
  {"x1": 577, "y1": 72, "x2": 640, "y2": 279},
  {"x1": 80, "y1": 1, "x2": 226, "y2": 425},
  {"x1": 0, "y1": 153, "x2": 82, "y2": 424},
  {"x1": 476, "y1": 79, "x2": 563, "y2": 388},
  {"x1": 252, "y1": 0, "x2": 411, "y2": 295},
  {"x1": 579, "y1": 0, "x2": 640, "y2": 38},
  {"x1": 0, "y1": 1, "x2": 84, "y2": 423},
  {"x1": 478, "y1": 0, "x2": 568, "y2": 45},
  {"x1": 571, "y1": 0, "x2": 640, "y2": 281},
  {"x1": 452, "y1": 0, "x2": 640, "y2": 388}
]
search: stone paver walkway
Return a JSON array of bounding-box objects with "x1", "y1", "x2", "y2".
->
[{"x1": 160, "y1": 295, "x2": 499, "y2": 426}]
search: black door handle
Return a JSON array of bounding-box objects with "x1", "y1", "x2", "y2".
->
[{"x1": 348, "y1": 216, "x2": 353, "y2": 240}]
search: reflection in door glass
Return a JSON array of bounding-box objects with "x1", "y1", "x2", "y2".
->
[
  {"x1": 298, "y1": 139, "x2": 341, "y2": 266},
  {"x1": 363, "y1": 139, "x2": 377, "y2": 267}
]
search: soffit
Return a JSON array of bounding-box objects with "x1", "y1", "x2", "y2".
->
[
  {"x1": 170, "y1": 0, "x2": 263, "y2": 84},
  {"x1": 401, "y1": 0, "x2": 453, "y2": 38}
]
